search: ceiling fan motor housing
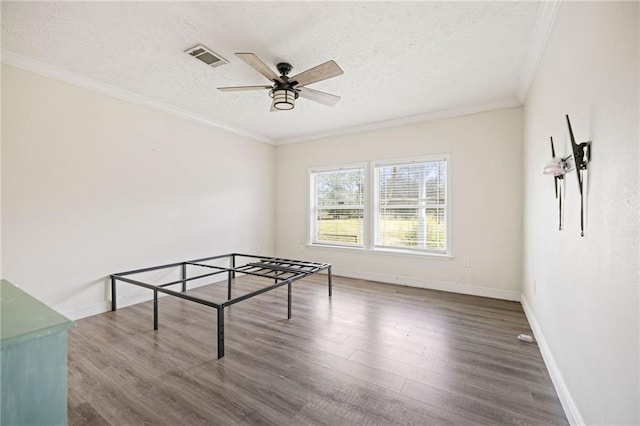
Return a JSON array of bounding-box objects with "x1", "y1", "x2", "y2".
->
[
  {"x1": 271, "y1": 63, "x2": 300, "y2": 105},
  {"x1": 276, "y1": 62, "x2": 293, "y2": 76}
]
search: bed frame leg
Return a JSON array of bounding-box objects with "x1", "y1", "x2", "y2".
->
[
  {"x1": 287, "y1": 282, "x2": 292, "y2": 319},
  {"x1": 111, "y1": 276, "x2": 117, "y2": 311},
  {"x1": 231, "y1": 254, "x2": 236, "y2": 279},
  {"x1": 227, "y1": 271, "x2": 232, "y2": 300},
  {"x1": 217, "y1": 308, "x2": 225, "y2": 359},
  {"x1": 181, "y1": 263, "x2": 187, "y2": 292},
  {"x1": 153, "y1": 289, "x2": 159, "y2": 330},
  {"x1": 328, "y1": 266, "x2": 333, "y2": 297}
]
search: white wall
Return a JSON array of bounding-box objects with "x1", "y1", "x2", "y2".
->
[
  {"x1": 276, "y1": 107, "x2": 523, "y2": 300},
  {"x1": 1, "y1": 65, "x2": 276, "y2": 319},
  {"x1": 522, "y1": 2, "x2": 639, "y2": 424}
]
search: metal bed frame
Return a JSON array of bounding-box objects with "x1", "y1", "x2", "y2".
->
[{"x1": 110, "y1": 253, "x2": 332, "y2": 359}]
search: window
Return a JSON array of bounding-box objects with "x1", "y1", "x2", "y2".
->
[
  {"x1": 374, "y1": 158, "x2": 447, "y2": 253},
  {"x1": 309, "y1": 155, "x2": 450, "y2": 256},
  {"x1": 310, "y1": 166, "x2": 365, "y2": 247}
]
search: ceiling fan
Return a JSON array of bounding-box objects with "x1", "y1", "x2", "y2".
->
[{"x1": 218, "y1": 53, "x2": 344, "y2": 111}]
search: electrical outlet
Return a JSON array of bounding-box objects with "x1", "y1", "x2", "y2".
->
[{"x1": 462, "y1": 259, "x2": 470, "y2": 268}]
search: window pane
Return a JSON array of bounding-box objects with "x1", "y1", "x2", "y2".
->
[
  {"x1": 378, "y1": 208, "x2": 419, "y2": 247},
  {"x1": 316, "y1": 208, "x2": 364, "y2": 244},
  {"x1": 376, "y1": 160, "x2": 447, "y2": 252},
  {"x1": 312, "y1": 167, "x2": 364, "y2": 246},
  {"x1": 379, "y1": 162, "x2": 446, "y2": 207},
  {"x1": 425, "y1": 207, "x2": 446, "y2": 250},
  {"x1": 316, "y1": 169, "x2": 364, "y2": 207}
]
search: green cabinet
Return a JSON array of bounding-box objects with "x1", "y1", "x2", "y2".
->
[{"x1": 1, "y1": 279, "x2": 75, "y2": 425}]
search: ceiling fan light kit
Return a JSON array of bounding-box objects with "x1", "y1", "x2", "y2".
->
[
  {"x1": 270, "y1": 88, "x2": 297, "y2": 110},
  {"x1": 217, "y1": 53, "x2": 343, "y2": 111}
]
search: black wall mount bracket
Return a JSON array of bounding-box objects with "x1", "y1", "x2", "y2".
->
[
  {"x1": 543, "y1": 115, "x2": 592, "y2": 237},
  {"x1": 566, "y1": 114, "x2": 591, "y2": 237}
]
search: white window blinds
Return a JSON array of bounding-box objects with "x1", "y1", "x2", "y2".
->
[
  {"x1": 374, "y1": 160, "x2": 447, "y2": 252},
  {"x1": 310, "y1": 167, "x2": 365, "y2": 246}
]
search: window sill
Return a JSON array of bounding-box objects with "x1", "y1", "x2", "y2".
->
[{"x1": 305, "y1": 243, "x2": 453, "y2": 260}]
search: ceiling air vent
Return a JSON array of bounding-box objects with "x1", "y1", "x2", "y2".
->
[{"x1": 185, "y1": 44, "x2": 228, "y2": 68}]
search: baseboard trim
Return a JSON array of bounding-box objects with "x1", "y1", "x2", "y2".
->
[
  {"x1": 62, "y1": 301, "x2": 111, "y2": 321},
  {"x1": 520, "y1": 294, "x2": 584, "y2": 425},
  {"x1": 60, "y1": 292, "x2": 165, "y2": 321},
  {"x1": 59, "y1": 279, "x2": 221, "y2": 320},
  {"x1": 332, "y1": 268, "x2": 521, "y2": 301},
  {"x1": 63, "y1": 269, "x2": 519, "y2": 319}
]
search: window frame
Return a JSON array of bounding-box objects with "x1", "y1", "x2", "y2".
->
[
  {"x1": 371, "y1": 154, "x2": 451, "y2": 255},
  {"x1": 307, "y1": 155, "x2": 451, "y2": 257},
  {"x1": 308, "y1": 163, "x2": 367, "y2": 248}
]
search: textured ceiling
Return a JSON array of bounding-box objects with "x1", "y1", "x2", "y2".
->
[{"x1": 1, "y1": 1, "x2": 543, "y2": 144}]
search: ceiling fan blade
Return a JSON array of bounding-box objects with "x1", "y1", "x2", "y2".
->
[
  {"x1": 290, "y1": 60, "x2": 343, "y2": 87},
  {"x1": 235, "y1": 53, "x2": 282, "y2": 83},
  {"x1": 218, "y1": 85, "x2": 272, "y2": 92},
  {"x1": 298, "y1": 87, "x2": 341, "y2": 106}
]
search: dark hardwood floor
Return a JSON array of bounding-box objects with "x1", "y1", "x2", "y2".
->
[{"x1": 68, "y1": 274, "x2": 568, "y2": 425}]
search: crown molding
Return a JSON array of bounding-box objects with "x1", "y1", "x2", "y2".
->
[
  {"x1": 276, "y1": 97, "x2": 522, "y2": 145},
  {"x1": 1, "y1": 50, "x2": 274, "y2": 145},
  {"x1": 2, "y1": 48, "x2": 530, "y2": 147},
  {"x1": 516, "y1": 0, "x2": 561, "y2": 103}
]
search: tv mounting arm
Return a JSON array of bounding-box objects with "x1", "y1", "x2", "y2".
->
[
  {"x1": 543, "y1": 115, "x2": 592, "y2": 237},
  {"x1": 566, "y1": 115, "x2": 591, "y2": 237}
]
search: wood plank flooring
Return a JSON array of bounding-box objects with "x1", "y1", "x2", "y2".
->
[{"x1": 68, "y1": 274, "x2": 568, "y2": 425}]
